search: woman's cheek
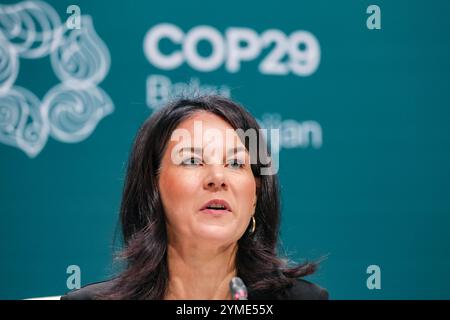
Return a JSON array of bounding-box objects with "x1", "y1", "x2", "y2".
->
[{"x1": 177, "y1": 170, "x2": 203, "y2": 190}]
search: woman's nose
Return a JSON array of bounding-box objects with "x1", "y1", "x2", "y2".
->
[{"x1": 203, "y1": 165, "x2": 228, "y2": 191}]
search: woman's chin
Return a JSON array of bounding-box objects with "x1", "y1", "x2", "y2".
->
[{"x1": 193, "y1": 225, "x2": 240, "y2": 243}]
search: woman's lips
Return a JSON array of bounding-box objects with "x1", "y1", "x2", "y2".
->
[
  {"x1": 200, "y1": 208, "x2": 231, "y2": 215},
  {"x1": 200, "y1": 199, "x2": 232, "y2": 211}
]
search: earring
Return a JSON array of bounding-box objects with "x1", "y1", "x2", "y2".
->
[{"x1": 250, "y1": 215, "x2": 256, "y2": 234}]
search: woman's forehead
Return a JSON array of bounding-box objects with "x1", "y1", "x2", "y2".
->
[
  {"x1": 169, "y1": 112, "x2": 246, "y2": 148},
  {"x1": 178, "y1": 111, "x2": 234, "y2": 131}
]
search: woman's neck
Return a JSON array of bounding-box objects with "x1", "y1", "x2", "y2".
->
[{"x1": 164, "y1": 241, "x2": 238, "y2": 300}]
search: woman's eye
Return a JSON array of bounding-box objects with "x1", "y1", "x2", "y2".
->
[
  {"x1": 227, "y1": 159, "x2": 245, "y2": 169},
  {"x1": 181, "y1": 157, "x2": 202, "y2": 166}
]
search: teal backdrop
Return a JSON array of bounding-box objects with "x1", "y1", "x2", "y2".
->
[{"x1": 1, "y1": 0, "x2": 449, "y2": 299}]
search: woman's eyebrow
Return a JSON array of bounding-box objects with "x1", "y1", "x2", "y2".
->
[
  {"x1": 177, "y1": 146, "x2": 247, "y2": 156},
  {"x1": 178, "y1": 147, "x2": 202, "y2": 155},
  {"x1": 226, "y1": 146, "x2": 247, "y2": 157}
]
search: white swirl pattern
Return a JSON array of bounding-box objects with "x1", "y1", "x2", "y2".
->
[
  {"x1": 0, "y1": 1, "x2": 113, "y2": 157},
  {"x1": 0, "y1": 87, "x2": 49, "y2": 157},
  {"x1": 0, "y1": 1, "x2": 62, "y2": 58},
  {"x1": 0, "y1": 37, "x2": 18, "y2": 94},
  {"x1": 42, "y1": 84, "x2": 113, "y2": 142},
  {"x1": 51, "y1": 16, "x2": 110, "y2": 88}
]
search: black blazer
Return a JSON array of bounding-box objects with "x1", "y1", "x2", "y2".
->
[{"x1": 60, "y1": 278, "x2": 328, "y2": 300}]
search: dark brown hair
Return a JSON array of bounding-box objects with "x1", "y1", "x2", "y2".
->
[{"x1": 99, "y1": 95, "x2": 317, "y2": 299}]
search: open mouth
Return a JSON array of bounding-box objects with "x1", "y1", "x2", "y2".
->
[
  {"x1": 206, "y1": 204, "x2": 227, "y2": 210},
  {"x1": 200, "y1": 199, "x2": 232, "y2": 214}
]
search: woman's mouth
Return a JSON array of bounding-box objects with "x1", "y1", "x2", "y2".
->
[{"x1": 200, "y1": 199, "x2": 232, "y2": 215}]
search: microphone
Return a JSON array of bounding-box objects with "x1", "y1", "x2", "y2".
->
[{"x1": 229, "y1": 276, "x2": 248, "y2": 300}]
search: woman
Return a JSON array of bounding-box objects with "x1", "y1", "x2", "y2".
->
[{"x1": 61, "y1": 95, "x2": 328, "y2": 300}]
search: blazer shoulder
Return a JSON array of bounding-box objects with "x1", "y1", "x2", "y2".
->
[
  {"x1": 286, "y1": 278, "x2": 329, "y2": 300},
  {"x1": 60, "y1": 279, "x2": 116, "y2": 300}
]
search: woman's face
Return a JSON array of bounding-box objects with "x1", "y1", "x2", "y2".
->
[{"x1": 158, "y1": 111, "x2": 258, "y2": 246}]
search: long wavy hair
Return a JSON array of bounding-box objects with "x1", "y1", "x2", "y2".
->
[{"x1": 99, "y1": 95, "x2": 317, "y2": 299}]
